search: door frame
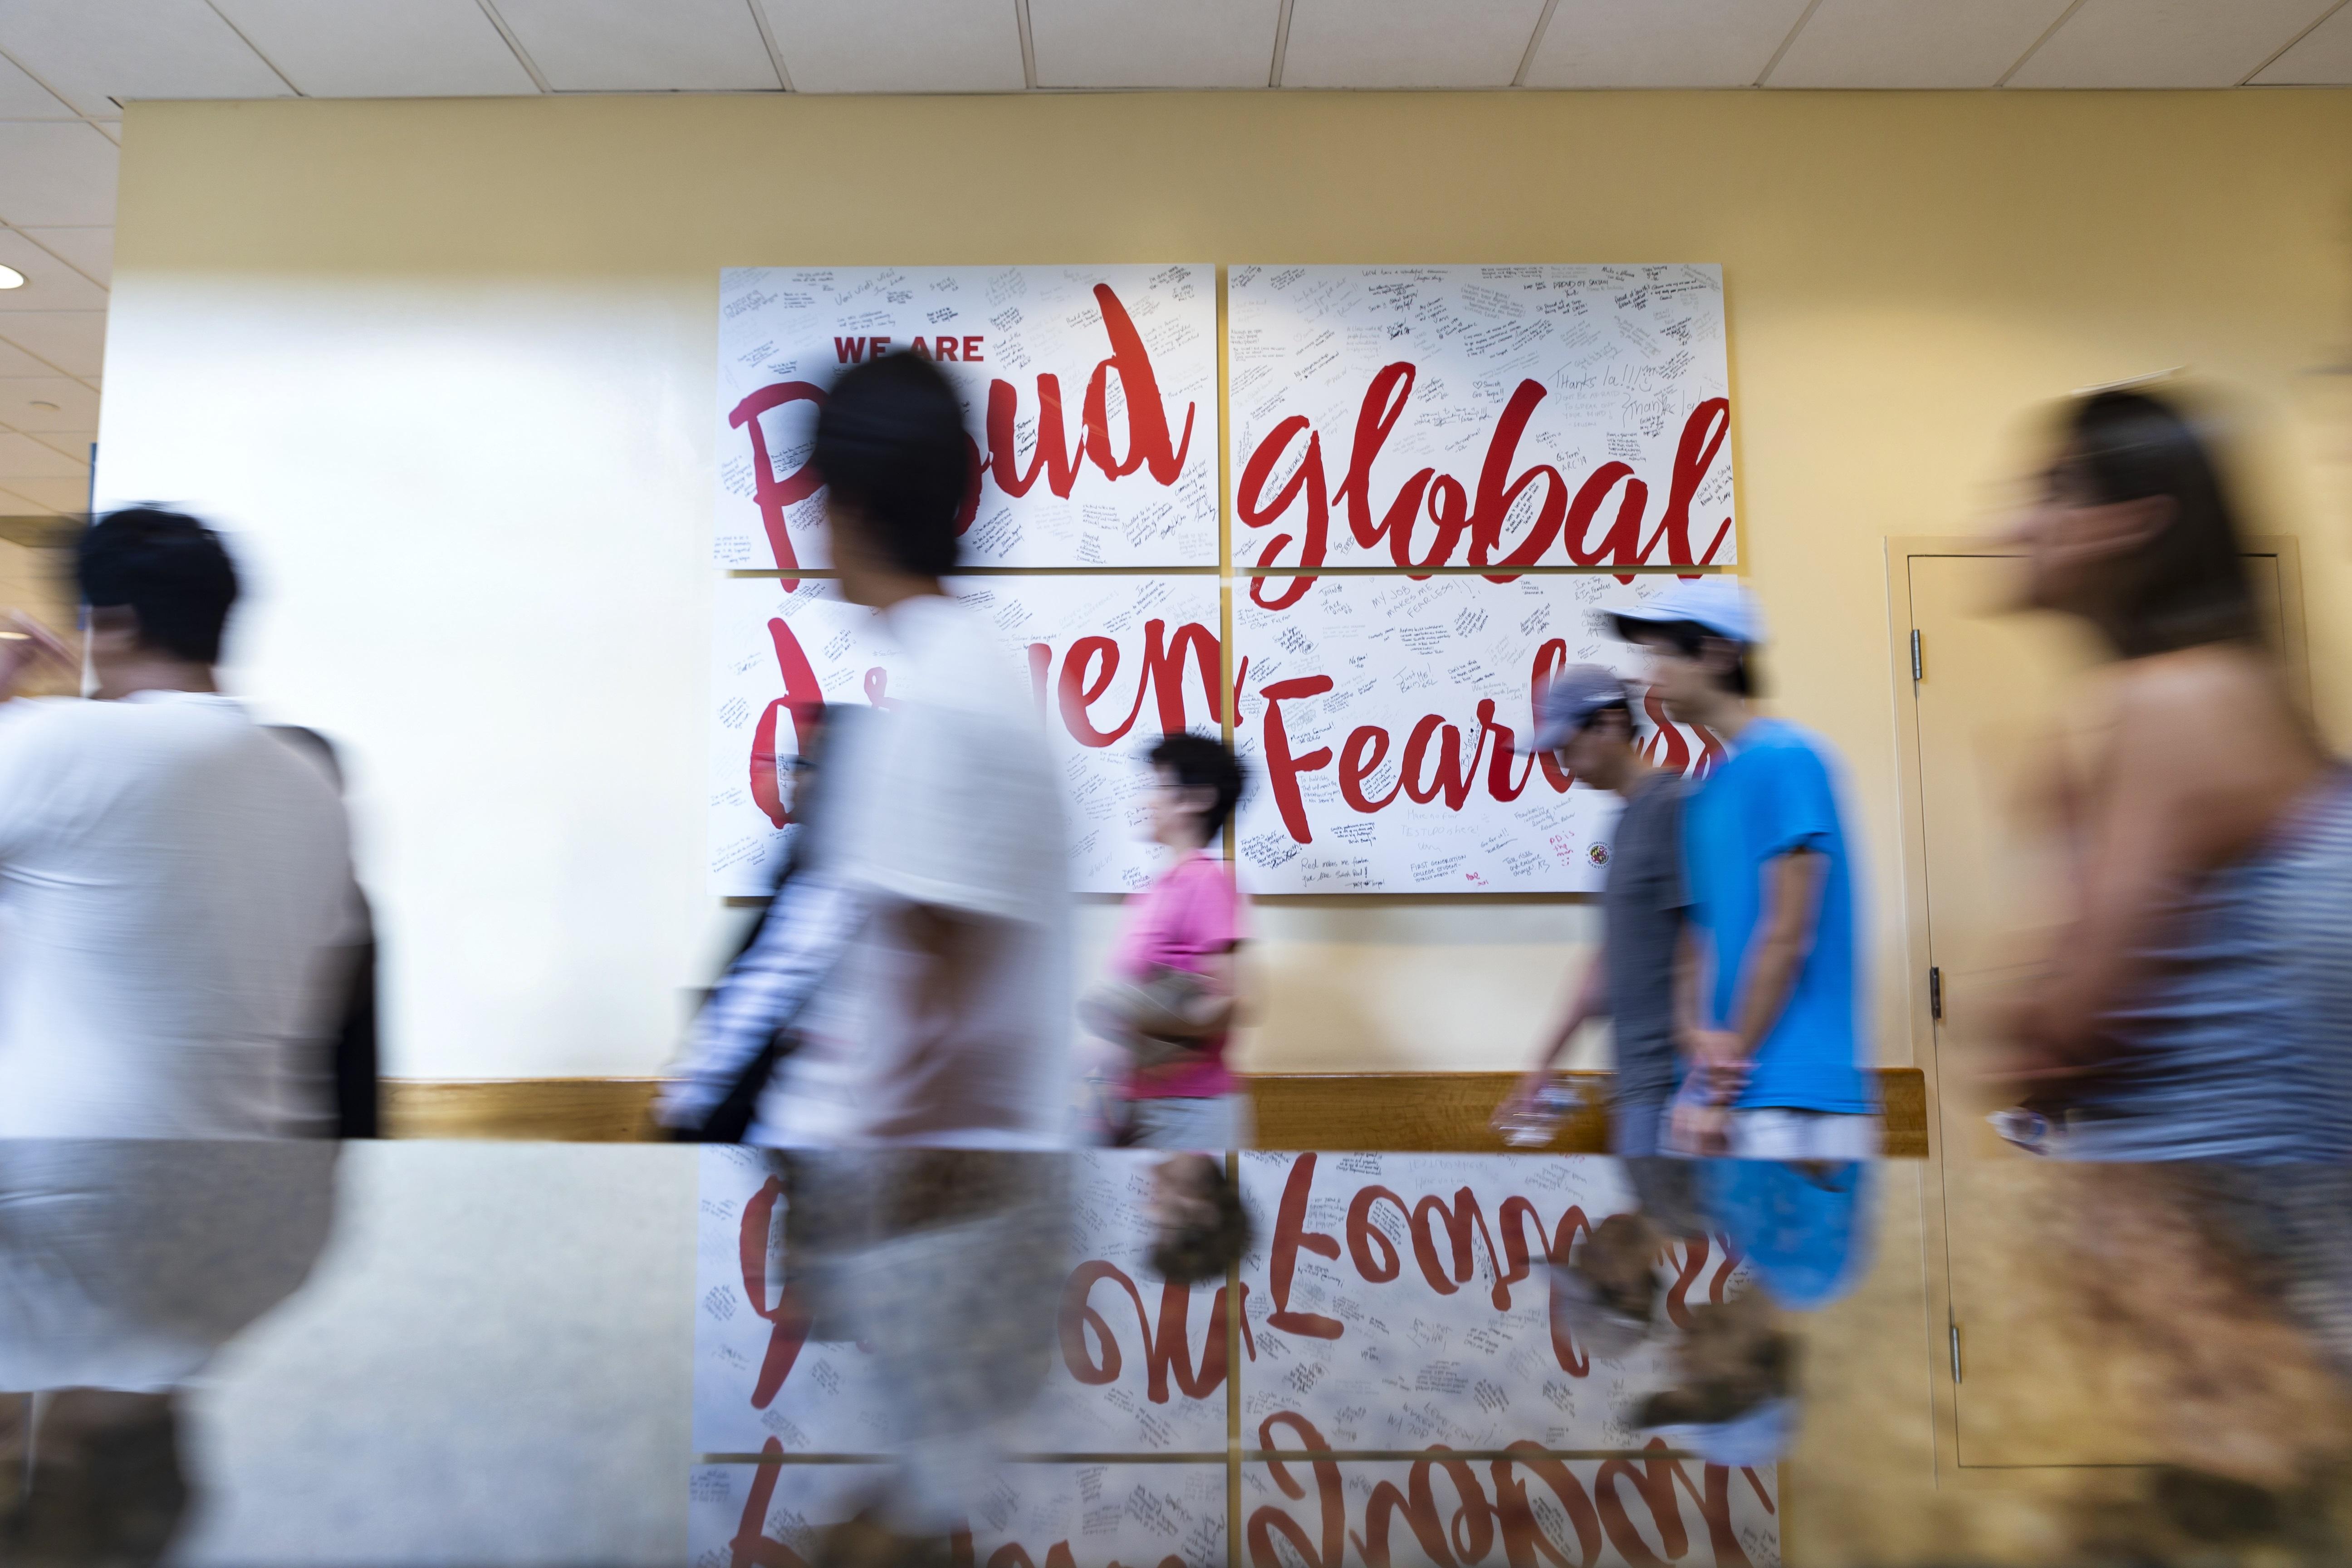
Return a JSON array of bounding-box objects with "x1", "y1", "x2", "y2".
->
[{"x1": 1883, "y1": 533, "x2": 2308, "y2": 1482}]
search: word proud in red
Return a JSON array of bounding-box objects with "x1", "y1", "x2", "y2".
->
[
  {"x1": 728, "y1": 283, "x2": 1196, "y2": 572},
  {"x1": 1238, "y1": 363, "x2": 1732, "y2": 608}
]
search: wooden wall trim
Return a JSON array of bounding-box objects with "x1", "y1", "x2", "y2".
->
[{"x1": 384, "y1": 1068, "x2": 1929, "y2": 1156}]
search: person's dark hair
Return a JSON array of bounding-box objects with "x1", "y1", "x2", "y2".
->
[
  {"x1": 812, "y1": 353, "x2": 971, "y2": 578},
  {"x1": 2058, "y1": 388, "x2": 2259, "y2": 658},
  {"x1": 1582, "y1": 700, "x2": 1635, "y2": 741},
  {"x1": 1148, "y1": 730, "x2": 1246, "y2": 839},
  {"x1": 1616, "y1": 618, "x2": 1756, "y2": 698},
  {"x1": 1146, "y1": 1161, "x2": 1253, "y2": 1286},
  {"x1": 75, "y1": 506, "x2": 240, "y2": 664}
]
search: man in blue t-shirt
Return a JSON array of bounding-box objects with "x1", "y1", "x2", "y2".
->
[{"x1": 1613, "y1": 578, "x2": 1877, "y2": 1160}]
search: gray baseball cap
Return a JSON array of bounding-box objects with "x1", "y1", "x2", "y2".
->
[{"x1": 1533, "y1": 664, "x2": 1631, "y2": 752}]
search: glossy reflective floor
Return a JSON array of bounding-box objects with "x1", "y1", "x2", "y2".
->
[{"x1": 5, "y1": 1142, "x2": 2349, "y2": 1566}]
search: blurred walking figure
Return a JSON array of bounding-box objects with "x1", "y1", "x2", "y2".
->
[
  {"x1": 1082, "y1": 730, "x2": 1250, "y2": 1152},
  {"x1": 0, "y1": 509, "x2": 358, "y2": 1565},
  {"x1": 653, "y1": 701, "x2": 857, "y2": 1143},
  {"x1": 1996, "y1": 388, "x2": 2352, "y2": 1376},
  {"x1": 1499, "y1": 666, "x2": 1698, "y2": 1222},
  {"x1": 1498, "y1": 666, "x2": 1702, "y2": 1359},
  {"x1": 1614, "y1": 578, "x2": 1878, "y2": 1162},
  {"x1": 754, "y1": 353, "x2": 1073, "y2": 1567}
]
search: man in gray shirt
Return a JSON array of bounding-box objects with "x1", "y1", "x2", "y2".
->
[{"x1": 1498, "y1": 665, "x2": 1696, "y2": 1235}]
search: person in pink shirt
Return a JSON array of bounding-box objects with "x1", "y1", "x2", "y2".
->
[{"x1": 1102, "y1": 731, "x2": 1250, "y2": 1151}]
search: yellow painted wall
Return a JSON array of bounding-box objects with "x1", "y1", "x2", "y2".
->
[{"x1": 98, "y1": 89, "x2": 2352, "y2": 1078}]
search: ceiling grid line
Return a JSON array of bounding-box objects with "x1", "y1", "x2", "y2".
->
[
  {"x1": 743, "y1": 0, "x2": 796, "y2": 91},
  {"x1": 1015, "y1": 0, "x2": 1039, "y2": 90},
  {"x1": 1998, "y1": 0, "x2": 2092, "y2": 87},
  {"x1": 196, "y1": 0, "x2": 303, "y2": 96},
  {"x1": 2244, "y1": 0, "x2": 2352, "y2": 82},
  {"x1": 1269, "y1": 0, "x2": 1295, "y2": 88},
  {"x1": 1512, "y1": 0, "x2": 1563, "y2": 88},
  {"x1": 1755, "y1": 0, "x2": 1830, "y2": 86},
  {"x1": 2, "y1": 225, "x2": 107, "y2": 293},
  {"x1": 471, "y1": 0, "x2": 552, "y2": 93}
]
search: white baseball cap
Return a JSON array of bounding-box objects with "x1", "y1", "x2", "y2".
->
[{"x1": 1609, "y1": 576, "x2": 1765, "y2": 647}]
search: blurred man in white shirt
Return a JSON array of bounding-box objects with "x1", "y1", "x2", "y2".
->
[
  {"x1": 0, "y1": 509, "x2": 355, "y2": 1565},
  {"x1": 751, "y1": 353, "x2": 1074, "y2": 1565}
]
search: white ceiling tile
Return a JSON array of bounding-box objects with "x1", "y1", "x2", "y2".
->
[
  {"x1": 1767, "y1": 0, "x2": 2075, "y2": 87},
  {"x1": 760, "y1": 0, "x2": 1024, "y2": 90},
  {"x1": 0, "y1": 50, "x2": 77, "y2": 117},
  {"x1": 0, "y1": 124, "x2": 118, "y2": 229},
  {"x1": 0, "y1": 432, "x2": 84, "y2": 480},
  {"x1": 2009, "y1": 0, "x2": 2338, "y2": 86},
  {"x1": 15, "y1": 227, "x2": 109, "y2": 287},
  {"x1": 209, "y1": 0, "x2": 539, "y2": 97},
  {"x1": 490, "y1": 0, "x2": 781, "y2": 91},
  {"x1": 0, "y1": 340, "x2": 61, "y2": 378},
  {"x1": 0, "y1": 377, "x2": 98, "y2": 433},
  {"x1": 1526, "y1": 0, "x2": 1813, "y2": 87},
  {"x1": 2254, "y1": 0, "x2": 2352, "y2": 81},
  {"x1": 1283, "y1": 0, "x2": 1548, "y2": 86},
  {"x1": 0, "y1": 230, "x2": 106, "y2": 312},
  {"x1": 0, "y1": 0, "x2": 290, "y2": 118},
  {"x1": 1029, "y1": 0, "x2": 1278, "y2": 88},
  {"x1": 0, "y1": 313, "x2": 104, "y2": 378},
  {"x1": 0, "y1": 476, "x2": 88, "y2": 513}
]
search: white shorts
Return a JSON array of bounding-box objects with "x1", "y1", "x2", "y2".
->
[{"x1": 1722, "y1": 1108, "x2": 1880, "y2": 1161}]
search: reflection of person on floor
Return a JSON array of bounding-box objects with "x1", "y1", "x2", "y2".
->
[
  {"x1": 750, "y1": 353, "x2": 1075, "y2": 1568},
  {"x1": 0, "y1": 510, "x2": 358, "y2": 1565},
  {"x1": 1497, "y1": 664, "x2": 1700, "y2": 1239},
  {"x1": 1987, "y1": 388, "x2": 2352, "y2": 1517}
]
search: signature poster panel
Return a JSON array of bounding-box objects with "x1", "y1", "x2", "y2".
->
[
  {"x1": 1226, "y1": 265, "x2": 1736, "y2": 590},
  {"x1": 717, "y1": 265, "x2": 1218, "y2": 572},
  {"x1": 708, "y1": 576, "x2": 1223, "y2": 896},
  {"x1": 1235, "y1": 1152, "x2": 1777, "y2": 1568},
  {"x1": 694, "y1": 1147, "x2": 1232, "y2": 1458},
  {"x1": 1232, "y1": 574, "x2": 1719, "y2": 896},
  {"x1": 692, "y1": 1150, "x2": 1775, "y2": 1568}
]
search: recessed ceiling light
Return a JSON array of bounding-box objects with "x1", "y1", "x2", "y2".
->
[
  {"x1": 28, "y1": 399, "x2": 59, "y2": 412},
  {"x1": 0, "y1": 266, "x2": 23, "y2": 290}
]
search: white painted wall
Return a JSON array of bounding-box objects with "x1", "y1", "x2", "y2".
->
[{"x1": 94, "y1": 280, "x2": 735, "y2": 1076}]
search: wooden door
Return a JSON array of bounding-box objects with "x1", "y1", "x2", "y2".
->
[{"x1": 1906, "y1": 548, "x2": 2294, "y2": 1467}]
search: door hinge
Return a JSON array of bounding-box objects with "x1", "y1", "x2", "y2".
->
[
  {"x1": 1910, "y1": 628, "x2": 1924, "y2": 682},
  {"x1": 1929, "y1": 966, "x2": 1943, "y2": 1021},
  {"x1": 1950, "y1": 1323, "x2": 1963, "y2": 1382}
]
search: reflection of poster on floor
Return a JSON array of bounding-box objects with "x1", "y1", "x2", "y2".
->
[
  {"x1": 1232, "y1": 573, "x2": 1720, "y2": 896},
  {"x1": 691, "y1": 1148, "x2": 1778, "y2": 1568},
  {"x1": 715, "y1": 264, "x2": 1218, "y2": 572},
  {"x1": 1227, "y1": 264, "x2": 1737, "y2": 576},
  {"x1": 706, "y1": 576, "x2": 1222, "y2": 896}
]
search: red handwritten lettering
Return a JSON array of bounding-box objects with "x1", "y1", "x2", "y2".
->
[
  {"x1": 1248, "y1": 1413, "x2": 1345, "y2": 1568},
  {"x1": 1259, "y1": 677, "x2": 1336, "y2": 846},
  {"x1": 729, "y1": 1438, "x2": 809, "y2": 1568},
  {"x1": 1056, "y1": 1261, "x2": 1240, "y2": 1403},
  {"x1": 736, "y1": 1177, "x2": 810, "y2": 1409},
  {"x1": 1238, "y1": 366, "x2": 1733, "y2": 577},
  {"x1": 1265, "y1": 1153, "x2": 1343, "y2": 1339},
  {"x1": 738, "y1": 286, "x2": 1195, "y2": 571}
]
